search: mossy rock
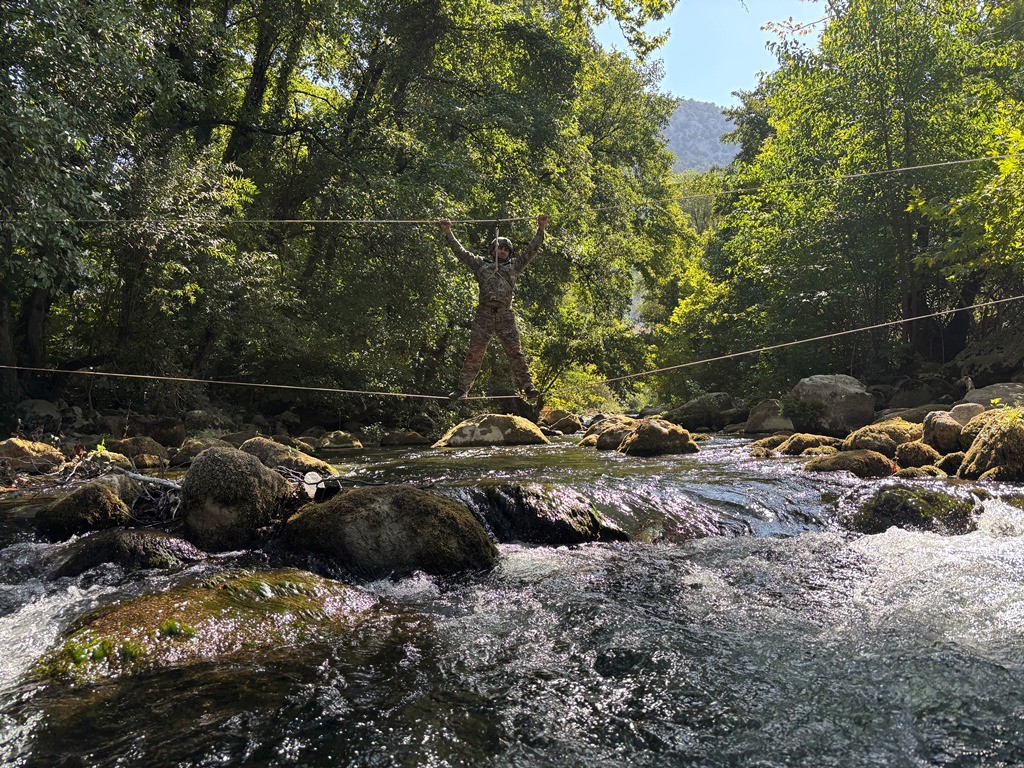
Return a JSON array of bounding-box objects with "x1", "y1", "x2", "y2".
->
[
  {"x1": 105, "y1": 436, "x2": 169, "y2": 460},
  {"x1": 803, "y1": 449, "x2": 894, "y2": 479},
  {"x1": 33, "y1": 569, "x2": 381, "y2": 683},
  {"x1": 849, "y1": 487, "x2": 978, "y2": 534},
  {"x1": 617, "y1": 418, "x2": 699, "y2": 456},
  {"x1": 81, "y1": 449, "x2": 133, "y2": 474},
  {"x1": 801, "y1": 445, "x2": 839, "y2": 457},
  {"x1": 749, "y1": 434, "x2": 790, "y2": 454},
  {"x1": 0, "y1": 437, "x2": 64, "y2": 474},
  {"x1": 285, "y1": 485, "x2": 498, "y2": 577},
  {"x1": 35, "y1": 482, "x2": 133, "y2": 542},
  {"x1": 379, "y1": 430, "x2": 430, "y2": 446},
  {"x1": 432, "y1": 414, "x2": 548, "y2": 448},
  {"x1": 893, "y1": 465, "x2": 947, "y2": 480},
  {"x1": 958, "y1": 408, "x2": 1024, "y2": 481},
  {"x1": 936, "y1": 451, "x2": 966, "y2": 475},
  {"x1": 321, "y1": 431, "x2": 364, "y2": 449},
  {"x1": 170, "y1": 437, "x2": 234, "y2": 467},
  {"x1": 52, "y1": 529, "x2": 206, "y2": 578},
  {"x1": 581, "y1": 414, "x2": 635, "y2": 439},
  {"x1": 958, "y1": 410, "x2": 1003, "y2": 451},
  {"x1": 842, "y1": 419, "x2": 923, "y2": 458},
  {"x1": 240, "y1": 436, "x2": 336, "y2": 476},
  {"x1": 595, "y1": 422, "x2": 636, "y2": 451},
  {"x1": 894, "y1": 439, "x2": 942, "y2": 469},
  {"x1": 778, "y1": 433, "x2": 843, "y2": 456},
  {"x1": 219, "y1": 429, "x2": 260, "y2": 447}
]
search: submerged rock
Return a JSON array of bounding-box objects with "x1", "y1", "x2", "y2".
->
[
  {"x1": 285, "y1": 485, "x2": 498, "y2": 577},
  {"x1": 181, "y1": 447, "x2": 292, "y2": 551},
  {"x1": 240, "y1": 436, "x2": 336, "y2": 476},
  {"x1": 849, "y1": 486, "x2": 979, "y2": 534},
  {"x1": 958, "y1": 408, "x2": 1024, "y2": 481},
  {"x1": 52, "y1": 529, "x2": 205, "y2": 577},
  {"x1": 35, "y1": 482, "x2": 133, "y2": 542},
  {"x1": 617, "y1": 418, "x2": 699, "y2": 456},
  {"x1": 0, "y1": 437, "x2": 64, "y2": 474},
  {"x1": 803, "y1": 449, "x2": 894, "y2": 479},
  {"x1": 432, "y1": 414, "x2": 548, "y2": 448},
  {"x1": 34, "y1": 569, "x2": 381, "y2": 683}
]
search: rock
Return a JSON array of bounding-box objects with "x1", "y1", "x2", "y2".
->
[
  {"x1": 219, "y1": 429, "x2": 260, "y2": 447},
  {"x1": 842, "y1": 419, "x2": 922, "y2": 458},
  {"x1": 181, "y1": 447, "x2": 292, "y2": 551},
  {"x1": 301, "y1": 426, "x2": 327, "y2": 440},
  {"x1": 285, "y1": 485, "x2": 498, "y2": 576},
  {"x1": 596, "y1": 420, "x2": 637, "y2": 450},
  {"x1": 848, "y1": 487, "x2": 978, "y2": 534},
  {"x1": 463, "y1": 484, "x2": 628, "y2": 545},
  {"x1": 802, "y1": 445, "x2": 839, "y2": 457},
  {"x1": 638, "y1": 405, "x2": 666, "y2": 418},
  {"x1": 958, "y1": 410, "x2": 1005, "y2": 451},
  {"x1": 549, "y1": 414, "x2": 583, "y2": 435},
  {"x1": 922, "y1": 411, "x2": 963, "y2": 454},
  {"x1": 105, "y1": 436, "x2": 169, "y2": 461},
  {"x1": 894, "y1": 465, "x2": 947, "y2": 479},
  {"x1": 52, "y1": 529, "x2": 205, "y2": 577},
  {"x1": 958, "y1": 408, "x2": 1024, "y2": 481},
  {"x1": 15, "y1": 399, "x2": 62, "y2": 433},
  {"x1": 788, "y1": 375, "x2": 875, "y2": 436},
  {"x1": 958, "y1": 383, "x2": 1024, "y2": 409},
  {"x1": 93, "y1": 473, "x2": 143, "y2": 505},
  {"x1": 240, "y1": 436, "x2": 336, "y2": 476},
  {"x1": 0, "y1": 438, "x2": 65, "y2": 474},
  {"x1": 432, "y1": 414, "x2": 549, "y2": 448},
  {"x1": 133, "y1": 454, "x2": 166, "y2": 470},
  {"x1": 803, "y1": 449, "x2": 894, "y2": 478},
  {"x1": 80, "y1": 449, "x2": 133, "y2": 474},
  {"x1": 894, "y1": 440, "x2": 942, "y2": 469},
  {"x1": 662, "y1": 392, "x2": 734, "y2": 431},
  {"x1": 617, "y1": 418, "x2": 699, "y2": 456},
  {"x1": 749, "y1": 434, "x2": 791, "y2": 454},
  {"x1": 34, "y1": 569, "x2": 381, "y2": 683},
  {"x1": 936, "y1": 451, "x2": 966, "y2": 475},
  {"x1": 35, "y1": 483, "x2": 133, "y2": 541},
  {"x1": 777, "y1": 433, "x2": 843, "y2": 456},
  {"x1": 889, "y1": 378, "x2": 939, "y2": 409},
  {"x1": 128, "y1": 416, "x2": 185, "y2": 448},
  {"x1": 949, "y1": 402, "x2": 985, "y2": 425},
  {"x1": 170, "y1": 437, "x2": 235, "y2": 467},
  {"x1": 273, "y1": 410, "x2": 301, "y2": 435},
  {"x1": 379, "y1": 430, "x2": 431, "y2": 446},
  {"x1": 184, "y1": 408, "x2": 235, "y2": 433},
  {"x1": 321, "y1": 431, "x2": 364, "y2": 449},
  {"x1": 744, "y1": 399, "x2": 794, "y2": 434},
  {"x1": 873, "y1": 403, "x2": 950, "y2": 424}
]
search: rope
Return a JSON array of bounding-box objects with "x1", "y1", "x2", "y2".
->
[{"x1": 8, "y1": 152, "x2": 1021, "y2": 227}]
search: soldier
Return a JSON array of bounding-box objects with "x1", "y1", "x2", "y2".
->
[{"x1": 438, "y1": 214, "x2": 549, "y2": 401}]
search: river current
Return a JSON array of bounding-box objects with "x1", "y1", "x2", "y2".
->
[{"x1": 1, "y1": 437, "x2": 1023, "y2": 766}]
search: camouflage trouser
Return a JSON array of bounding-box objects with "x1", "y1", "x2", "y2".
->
[{"x1": 457, "y1": 305, "x2": 534, "y2": 393}]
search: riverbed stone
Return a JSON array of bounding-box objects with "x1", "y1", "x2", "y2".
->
[
  {"x1": 240, "y1": 436, "x2": 336, "y2": 476},
  {"x1": 181, "y1": 447, "x2": 292, "y2": 551},
  {"x1": 849, "y1": 486, "x2": 978, "y2": 534},
  {"x1": 321, "y1": 431, "x2": 364, "y2": 449},
  {"x1": 35, "y1": 482, "x2": 133, "y2": 542},
  {"x1": 894, "y1": 465, "x2": 947, "y2": 479},
  {"x1": 432, "y1": 414, "x2": 548, "y2": 448},
  {"x1": 170, "y1": 437, "x2": 234, "y2": 467},
  {"x1": 0, "y1": 437, "x2": 65, "y2": 474},
  {"x1": 950, "y1": 402, "x2": 986, "y2": 426},
  {"x1": 749, "y1": 434, "x2": 791, "y2": 456},
  {"x1": 661, "y1": 392, "x2": 734, "y2": 432},
  {"x1": 958, "y1": 383, "x2": 1024, "y2": 409},
  {"x1": 936, "y1": 451, "x2": 966, "y2": 475},
  {"x1": 744, "y1": 399, "x2": 794, "y2": 434},
  {"x1": 34, "y1": 569, "x2": 382, "y2": 683},
  {"x1": 894, "y1": 440, "x2": 942, "y2": 469},
  {"x1": 788, "y1": 375, "x2": 876, "y2": 436},
  {"x1": 617, "y1": 418, "x2": 699, "y2": 456},
  {"x1": 958, "y1": 408, "x2": 1024, "y2": 481},
  {"x1": 778, "y1": 433, "x2": 843, "y2": 456},
  {"x1": 803, "y1": 449, "x2": 894, "y2": 478},
  {"x1": 285, "y1": 485, "x2": 498, "y2": 577},
  {"x1": 129, "y1": 416, "x2": 186, "y2": 449},
  {"x1": 106, "y1": 436, "x2": 169, "y2": 461},
  {"x1": 52, "y1": 529, "x2": 206, "y2": 578},
  {"x1": 379, "y1": 430, "x2": 431, "y2": 446},
  {"x1": 922, "y1": 411, "x2": 963, "y2": 454},
  {"x1": 958, "y1": 409, "x2": 1004, "y2": 451},
  {"x1": 842, "y1": 419, "x2": 922, "y2": 459},
  {"x1": 15, "y1": 399, "x2": 62, "y2": 433},
  {"x1": 578, "y1": 415, "x2": 636, "y2": 449}
]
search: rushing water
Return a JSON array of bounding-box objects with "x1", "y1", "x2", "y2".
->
[{"x1": 2, "y1": 436, "x2": 1024, "y2": 767}]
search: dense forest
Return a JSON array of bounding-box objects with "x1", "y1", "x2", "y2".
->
[
  {"x1": 663, "y1": 99, "x2": 737, "y2": 172},
  {"x1": 2, "y1": 0, "x2": 1023, "y2": 427}
]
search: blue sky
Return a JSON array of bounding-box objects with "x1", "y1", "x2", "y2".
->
[{"x1": 594, "y1": 0, "x2": 825, "y2": 107}]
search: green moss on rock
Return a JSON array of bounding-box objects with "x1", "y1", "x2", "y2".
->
[
  {"x1": 959, "y1": 408, "x2": 1024, "y2": 481},
  {"x1": 842, "y1": 419, "x2": 922, "y2": 458},
  {"x1": 894, "y1": 439, "x2": 942, "y2": 469},
  {"x1": 803, "y1": 449, "x2": 894, "y2": 478},
  {"x1": 617, "y1": 418, "x2": 699, "y2": 456},
  {"x1": 432, "y1": 414, "x2": 549, "y2": 448},
  {"x1": 778, "y1": 433, "x2": 843, "y2": 456},
  {"x1": 35, "y1": 483, "x2": 132, "y2": 542},
  {"x1": 850, "y1": 487, "x2": 978, "y2": 534},
  {"x1": 240, "y1": 436, "x2": 336, "y2": 476}
]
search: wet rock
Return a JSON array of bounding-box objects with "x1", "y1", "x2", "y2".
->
[
  {"x1": 777, "y1": 433, "x2": 843, "y2": 456},
  {"x1": 958, "y1": 410, "x2": 1005, "y2": 451},
  {"x1": 321, "y1": 431, "x2": 363, "y2": 449},
  {"x1": 106, "y1": 436, "x2": 169, "y2": 461},
  {"x1": 894, "y1": 465, "x2": 947, "y2": 479},
  {"x1": 36, "y1": 482, "x2": 133, "y2": 541},
  {"x1": 379, "y1": 430, "x2": 431, "y2": 446},
  {"x1": 894, "y1": 440, "x2": 942, "y2": 469},
  {"x1": 433, "y1": 414, "x2": 548, "y2": 448},
  {"x1": 804, "y1": 449, "x2": 894, "y2": 478},
  {"x1": 0, "y1": 438, "x2": 65, "y2": 474},
  {"x1": 52, "y1": 529, "x2": 205, "y2": 577},
  {"x1": 849, "y1": 486, "x2": 978, "y2": 534},
  {"x1": 465, "y1": 483, "x2": 628, "y2": 545},
  {"x1": 788, "y1": 375, "x2": 875, "y2": 436},
  {"x1": 547, "y1": 412, "x2": 584, "y2": 435},
  {"x1": 170, "y1": 437, "x2": 234, "y2": 467},
  {"x1": 950, "y1": 402, "x2": 985, "y2": 425},
  {"x1": 958, "y1": 408, "x2": 1024, "y2": 481},
  {"x1": 744, "y1": 399, "x2": 794, "y2": 434},
  {"x1": 285, "y1": 485, "x2": 498, "y2": 577},
  {"x1": 922, "y1": 411, "x2": 963, "y2": 454},
  {"x1": 181, "y1": 447, "x2": 292, "y2": 551},
  {"x1": 749, "y1": 434, "x2": 791, "y2": 455},
  {"x1": 936, "y1": 451, "x2": 966, "y2": 475},
  {"x1": 240, "y1": 436, "x2": 336, "y2": 476},
  {"x1": 595, "y1": 420, "x2": 637, "y2": 450},
  {"x1": 842, "y1": 419, "x2": 922, "y2": 459},
  {"x1": 617, "y1": 418, "x2": 699, "y2": 456},
  {"x1": 33, "y1": 569, "x2": 380, "y2": 683},
  {"x1": 15, "y1": 399, "x2": 62, "y2": 433}
]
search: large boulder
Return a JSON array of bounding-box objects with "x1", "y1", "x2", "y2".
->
[
  {"x1": 661, "y1": 392, "x2": 734, "y2": 432},
  {"x1": 285, "y1": 485, "x2": 499, "y2": 576},
  {"x1": 958, "y1": 409, "x2": 1005, "y2": 451},
  {"x1": 15, "y1": 399, "x2": 62, "y2": 433},
  {"x1": 958, "y1": 408, "x2": 1024, "y2": 481},
  {"x1": 432, "y1": 414, "x2": 548, "y2": 448},
  {"x1": 181, "y1": 447, "x2": 292, "y2": 551},
  {"x1": 958, "y1": 383, "x2": 1024, "y2": 409},
  {"x1": 239, "y1": 436, "x2": 336, "y2": 476},
  {"x1": 922, "y1": 411, "x2": 963, "y2": 454},
  {"x1": 949, "y1": 402, "x2": 985, "y2": 426},
  {"x1": 788, "y1": 375, "x2": 876, "y2": 437},
  {"x1": 595, "y1": 419, "x2": 638, "y2": 450},
  {"x1": 105, "y1": 436, "x2": 169, "y2": 461},
  {"x1": 35, "y1": 483, "x2": 133, "y2": 541},
  {"x1": 52, "y1": 529, "x2": 206, "y2": 578},
  {"x1": 803, "y1": 449, "x2": 894, "y2": 478},
  {"x1": 744, "y1": 399, "x2": 794, "y2": 434},
  {"x1": 184, "y1": 408, "x2": 235, "y2": 433},
  {"x1": 848, "y1": 487, "x2": 979, "y2": 535},
  {"x1": 539, "y1": 409, "x2": 583, "y2": 435},
  {"x1": 0, "y1": 437, "x2": 64, "y2": 474},
  {"x1": 170, "y1": 437, "x2": 235, "y2": 467},
  {"x1": 617, "y1": 418, "x2": 700, "y2": 457},
  {"x1": 842, "y1": 419, "x2": 922, "y2": 458}
]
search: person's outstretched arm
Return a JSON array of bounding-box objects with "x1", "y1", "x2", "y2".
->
[
  {"x1": 516, "y1": 214, "x2": 548, "y2": 271},
  {"x1": 438, "y1": 218, "x2": 479, "y2": 270}
]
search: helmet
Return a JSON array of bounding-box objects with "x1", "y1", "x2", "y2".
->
[{"x1": 488, "y1": 236, "x2": 514, "y2": 257}]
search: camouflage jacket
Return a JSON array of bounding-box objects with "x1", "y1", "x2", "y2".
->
[{"x1": 444, "y1": 228, "x2": 544, "y2": 309}]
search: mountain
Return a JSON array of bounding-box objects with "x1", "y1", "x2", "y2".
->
[{"x1": 663, "y1": 98, "x2": 738, "y2": 172}]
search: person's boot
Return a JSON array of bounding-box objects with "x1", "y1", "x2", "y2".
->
[
  {"x1": 448, "y1": 389, "x2": 468, "y2": 401},
  {"x1": 523, "y1": 384, "x2": 540, "y2": 399}
]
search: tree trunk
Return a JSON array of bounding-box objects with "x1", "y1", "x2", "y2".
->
[
  {"x1": 0, "y1": 296, "x2": 20, "y2": 402},
  {"x1": 22, "y1": 286, "x2": 51, "y2": 368},
  {"x1": 223, "y1": 7, "x2": 279, "y2": 165}
]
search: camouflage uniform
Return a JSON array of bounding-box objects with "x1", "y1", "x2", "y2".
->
[{"x1": 444, "y1": 227, "x2": 545, "y2": 393}]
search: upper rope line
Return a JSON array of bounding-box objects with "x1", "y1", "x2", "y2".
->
[{"x1": 8, "y1": 152, "x2": 1022, "y2": 226}]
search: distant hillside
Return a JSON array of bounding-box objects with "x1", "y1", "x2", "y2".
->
[{"x1": 663, "y1": 99, "x2": 738, "y2": 172}]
